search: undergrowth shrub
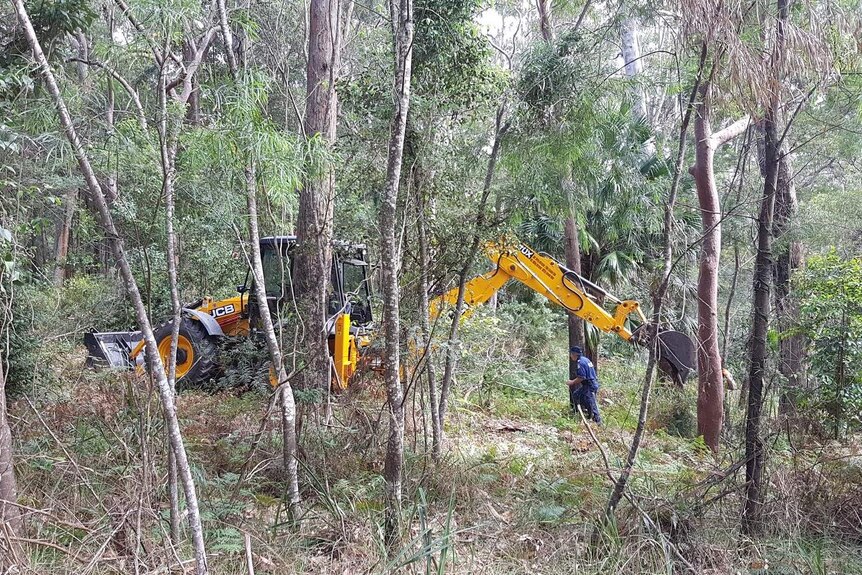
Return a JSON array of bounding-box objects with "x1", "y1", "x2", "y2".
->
[
  {"x1": 7, "y1": 275, "x2": 129, "y2": 394},
  {"x1": 650, "y1": 385, "x2": 697, "y2": 438}
]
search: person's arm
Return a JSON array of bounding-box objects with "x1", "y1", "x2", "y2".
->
[{"x1": 570, "y1": 359, "x2": 586, "y2": 384}]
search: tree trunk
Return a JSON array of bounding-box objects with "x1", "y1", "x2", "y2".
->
[
  {"x1": 537, "y1": 0, "x2": 585, "y2": 378},
  {"x1": 215, "y1": 0, "x2": 301, "y2": 519},
  {"x1": 182, "y1": 41, "x2": 201, "y2": 125},
  {"x1": 295, "y1": 0, "x2": 342, "y2": 393},
  {"x1": 0, "y1": 352, "x2": 22, "y2": 540},
  {"x1": 620, "y1": 16, "x2": 646, "y2": 120},
  {"x1": 415, "y1": 173, "x2": 441, "y2": 460},
  {"x1": 742, "y1": 116, "x2": 778, "y2": 535},
  {"x1": 249, "y1": 165, "x2": 303, "y2": 519},
  {"x1": 158, "y1": 59, "x2": 185, "y2": 546},
  {"x1": 438, "y1": 105, "x2": 508, "y2": 431},
  {"x1": 563, "y1": 208, "x2": 585, "y2": 379},
  {"x1": 14, "y1": 3, "x2": 210, "y2": 571},
  {"x1": 692, "y1": 89, "x2": 724, "y2": 452},
  {"x1": 381, "y1": 0, "x2": 413, "y2": 546},
  {"x1": 580, "y1": 251, "x2": 601, "y2": 369},
  {"x1": 743, "y1": 0, "x2": 789, "y2": 535},
  {"x1": 607, "y1": 41, "x2": 707, "y2": 517},
  {"x1": 773, "y1": 151, "x2": 805, "y2": 413},
  {"x1": 536, "y1": 0, "x2": 553, "y2": 43},
  {"x1": 690, "y1": 83, "x2": 748, "y2": 453},
  {"x1": 53, "y1": 188, "x2": 77, "y2": 286}
]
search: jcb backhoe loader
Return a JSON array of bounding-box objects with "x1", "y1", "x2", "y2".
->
[
  {"x1": 86, "y1": 237, "x2": 695, "y2": 388},
  {"x1": 85, "y1": 236, "x2": 375, "y2": 387}
]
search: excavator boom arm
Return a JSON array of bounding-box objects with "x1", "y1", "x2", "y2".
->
[
  {"x1": 431, "y1": 241, "x2": 645, "y2": 340},
  {"x1": 429, "y1": 239, "x2": 697, "y2": 384}
]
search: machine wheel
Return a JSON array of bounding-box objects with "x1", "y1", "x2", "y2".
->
[{"x1": 149, "y1": 318, "x2": 219, "y2": 386}]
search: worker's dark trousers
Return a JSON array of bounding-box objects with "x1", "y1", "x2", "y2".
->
[{"x1": 570, "y1": 381, "x2": 602, "y2": 423}]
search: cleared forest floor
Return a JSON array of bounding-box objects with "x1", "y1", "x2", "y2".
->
[{"x1": 9, "y1": 352, "x2": 862, "y2": 574}]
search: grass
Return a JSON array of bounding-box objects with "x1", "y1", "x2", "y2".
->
[{"x1": 7, "y1": 342, "x2": 862, "y2": 574}]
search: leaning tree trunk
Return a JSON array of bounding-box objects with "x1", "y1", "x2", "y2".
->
[
  {"x1": 437, "y1": 105, "x2": 508, "y2": 431},
  {"x1": 295, "y1": 0, "x2": 342, "y2": 393},
  {"x1": 381, "y1": 0, "x2": 413, "y2": 547},
  {"x1": 690, "y1": 82, "x2": 749, "y2": 453},
  {"x1": 13, "y1": 2, "x2": 210, "y2": 571}
]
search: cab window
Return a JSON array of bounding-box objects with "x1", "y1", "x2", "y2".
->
[{"x1": 262, "y1": 247, "x2": 292, "y2": 299}]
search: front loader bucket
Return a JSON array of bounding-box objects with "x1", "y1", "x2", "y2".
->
[
  {"x1": 84, "y1": 331, "x2": 143, "y2": 369},
  {"x1": 631, "y1": 325, "x2": 697, "y2": 386}
]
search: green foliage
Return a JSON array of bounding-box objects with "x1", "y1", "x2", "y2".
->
[
  {"x1": 796, "y1": 251, "x2": 862, "y2": 437},
  {"x1": 413, "y1": 0, "x2": 503, "y2": 108},
  {"x1": 650, "y1": 386, "x2": 697, "y2": 438},
  {"x1": 1, "y1": 0, "x2": 96, "y2": 65}
]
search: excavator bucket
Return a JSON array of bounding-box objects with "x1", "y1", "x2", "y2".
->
[
  {"x1": 656, "y1": 330, "x2": 697, "y2": 385},
  {"x1": 84, "y1": 331, "x2": 143, "y2": 370},
  {"x1": 631, "y1": 325, "x2": 697, "y2": 386}
]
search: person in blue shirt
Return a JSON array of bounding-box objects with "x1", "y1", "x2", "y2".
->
[{"x1": 567, "y1": 346, "x2": 602, "y2": 424}]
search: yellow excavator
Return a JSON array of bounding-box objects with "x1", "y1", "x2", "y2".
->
[{"x1": 85, "y1": 237, "x2": 696, "y2": 387}]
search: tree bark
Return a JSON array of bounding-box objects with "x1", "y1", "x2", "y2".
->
[
  {"x1": 295, "y1": 0, "x2": 342, "y2": 393},
  {"x1": 690, "y1": 82, "x2": 749, "y2": 453},
  {"x1": 13, "y1": 2, "x2": 210, "y2": 571},
  {"x1": 381, "y1": 0, "x2": 413, "y2": 546},
  {"x1": 773, "y1": 150, "x2": 805, "y2": 413}
]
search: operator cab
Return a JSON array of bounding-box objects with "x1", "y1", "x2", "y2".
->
[{"x1": 244, "y1": 236, "x2": 374, "y2": 329}]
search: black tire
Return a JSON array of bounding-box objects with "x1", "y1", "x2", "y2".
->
[{"x1": 149, "y1": 318, "x2": 220, "y2": 387}]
